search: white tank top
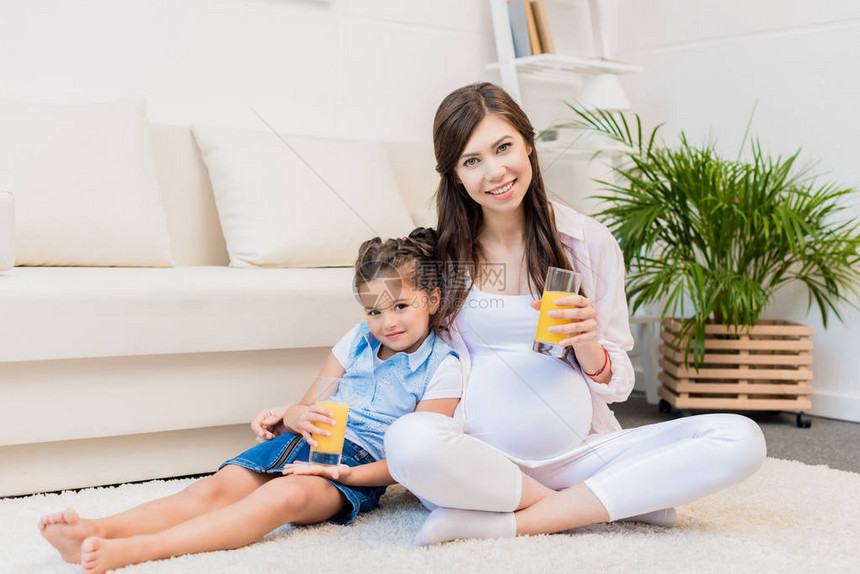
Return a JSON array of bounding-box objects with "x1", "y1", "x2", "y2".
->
[{"x1": 454, "y1": 285, "x2": 593, "y2": 463}]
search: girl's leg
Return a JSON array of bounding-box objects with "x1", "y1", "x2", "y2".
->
[
  {"x1": 97, "y1": 464, "x2": 271, "y2": 537},
  {"x1": 40, "y1": 464, "x2": 268, "y2": 563},
  {"x1": 385, "y1": 411, "x2": 765, "y2": 544},
  {"x1": 80, "y1": 475, "x2": 344, "y2": 574}
]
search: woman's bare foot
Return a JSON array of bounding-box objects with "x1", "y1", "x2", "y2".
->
[
  {"x1": 81, "y1": 536, "x2": 139, "y2": 574},
  {"x1": 38, "y1": 508, "x2": 96, "y2": 564}
]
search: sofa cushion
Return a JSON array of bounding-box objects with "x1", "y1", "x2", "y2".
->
[
  {"x1": 0, "y1": 191, "x2": 13, "y2": 271},
  {"x1": 0, "y1": 98, "x2": 174, "y2": 267},
  {"x1": 0, "y1": 267, "x2": 364, "y2": 362},
  {"x1": 192, "y1": 126, "x2": 415, "y2": 268}
]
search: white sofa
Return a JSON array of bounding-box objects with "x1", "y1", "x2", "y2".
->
[
  {"x1": 0, "y1": 111, "x2": 660, "y2": 497},
  {"x1": 0, "y1": 123, "x2": 439, "y2": 496}
]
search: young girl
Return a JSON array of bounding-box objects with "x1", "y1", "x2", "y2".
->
[
  {"x1": 39, "y1": 227, "x2": 461, "y2": 573},
  {"x1": 383, "y1": 83, "x2": 767, "y2": 545}
]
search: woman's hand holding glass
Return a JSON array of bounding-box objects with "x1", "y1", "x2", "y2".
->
[{"x1": 530, "y1": 293, "x2": 598, "y2": 347}]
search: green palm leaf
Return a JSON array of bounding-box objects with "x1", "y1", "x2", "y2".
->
[{"x1": 556, "y1": 104, "x2": 860, "y2": 368}]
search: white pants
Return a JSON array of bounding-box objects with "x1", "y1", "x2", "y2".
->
[{"x1": 384, "y1": 411, "x2": 766, "y2": 521}]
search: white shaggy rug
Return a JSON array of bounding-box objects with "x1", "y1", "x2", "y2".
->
[{"x1": 2, "y1": 457, "x2": 858, "y2": 573}]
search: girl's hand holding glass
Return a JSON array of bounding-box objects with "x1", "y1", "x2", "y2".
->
[
  {"x1": 286, "y1": 403, "x2": 337, "y2": 449},
  {"x1": 530, "y1": 293, "x2": 598, "y2": 347}
]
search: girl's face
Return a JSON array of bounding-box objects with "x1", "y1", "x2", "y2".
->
[
  {"x1": 454, "y1": 114, "x2": 533, "y2": 216},
  {"x1": 358, "y1": 272, "x2": 440, "y2": 360}
]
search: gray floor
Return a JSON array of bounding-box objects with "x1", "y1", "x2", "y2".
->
[{"x1": 613, "y1": 392, "x2": 860, "y2": 474}]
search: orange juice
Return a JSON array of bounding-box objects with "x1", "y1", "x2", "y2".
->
[
  {"x1": 309, "y1": 400, "x2": 349, "y2": 465},
  {"x1": 534, "y1": 290, "x2": 573, "y2": 345}
]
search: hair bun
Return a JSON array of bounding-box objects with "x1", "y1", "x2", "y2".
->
[
  {"x1": 357, "y1": 236, "x2": 383, "y2": 261},
  {"x1": 407, "y1": 227, "x2": 437, "y2": 257},
  {"x1": 408, "y1": 226, "x2": 437, "y2": 245}
]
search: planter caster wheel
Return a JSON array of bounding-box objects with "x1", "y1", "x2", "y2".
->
[
  {"x1": 796, "y1": 412, "x2": 811, "y2": 428},
  {"x1": 677, "y1": 409, "x2": 693, "y2": 417},
  {"x1": 658, "y1": 399, "x2": 672, "y2": 414}
]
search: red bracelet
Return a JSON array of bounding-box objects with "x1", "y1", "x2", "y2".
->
[{"x1": 583, "y1": 347, "x2": 609, "y2": 377}]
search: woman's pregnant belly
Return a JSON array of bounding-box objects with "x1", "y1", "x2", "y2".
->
[{"x1": 462, "y1": 351, "x2": 593, "y2": 461}]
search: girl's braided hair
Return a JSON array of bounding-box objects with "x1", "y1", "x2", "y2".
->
[{"x1": 354, "y1": 227, "x2": 444, "y2": 332}]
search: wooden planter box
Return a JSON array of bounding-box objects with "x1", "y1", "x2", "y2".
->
[{"x1": 658, "y1": 319, "x2": 813, "y2": 419}]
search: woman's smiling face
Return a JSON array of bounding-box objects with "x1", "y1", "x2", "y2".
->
[{"x1": 454, "y1": 114, "x2": 533, "y2": 215}]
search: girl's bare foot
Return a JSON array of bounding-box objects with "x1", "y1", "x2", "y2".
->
[
  {"x1": 38, "y1": 508, "x2": 96, "y2": 564},
  {"x1": 81, "y1": 536, "x2": 152, "y2": 574},
  {"x1": 81, "y1": 536, "x2": 140, "y2": 574}
]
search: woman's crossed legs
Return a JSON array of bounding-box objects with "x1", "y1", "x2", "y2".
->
[
  {"x1": 39, "y1": 464, "x2": 346, "y2": 573},
  {"x1": 384, "y1": 411, "x2": 766, "y2": 545}
]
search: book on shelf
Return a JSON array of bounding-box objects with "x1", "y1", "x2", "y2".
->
[
  {"x1": 507, "y1": 0, "x2": 533, "y2": 58},
  {"x1": 530, "y1": 0, "x2": 555, "y2": 54},
  {"x1": 523, "y1": 0, "x2": 542, "y2": 55},
  {"x1": 508, "y1": 0, "x2": 553, "y2": 58}
]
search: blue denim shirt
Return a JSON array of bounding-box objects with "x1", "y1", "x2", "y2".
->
[{"x1": 332, "y1": 322, "x2": 457, "y2": 461}]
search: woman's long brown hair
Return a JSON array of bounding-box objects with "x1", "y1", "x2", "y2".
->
[{"x1": 433, "y1": 82, "x2": 574, "y2": 329}]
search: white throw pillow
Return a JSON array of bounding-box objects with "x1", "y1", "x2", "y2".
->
[
  {"x1": 192, "y1": 126, "x2": 415, "y2": 268},
  {"x1": 0, "y1": 98, "x2": 173, "y2": 266}
]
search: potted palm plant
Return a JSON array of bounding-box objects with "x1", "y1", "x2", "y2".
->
[{"x1": 555, "y1": 106, "x2": 860, "y2": 427}]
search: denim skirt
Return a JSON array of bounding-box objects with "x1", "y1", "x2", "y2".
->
[{"x1": 220, "y1": 432, "x2": 386, "y2": 525}]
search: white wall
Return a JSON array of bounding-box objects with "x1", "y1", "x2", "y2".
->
[
  {"x1": 618, "y1": 0, "x2": 860, "y2": 422},
  {"x1": 0, "y1": 0, "x2": 495, "y2": 141},
  {"x1": 8, "y1": 1, "x2": 852, "y2": 420},
  {"x1": 0, "y1": 0, "x2": 606, "y2": 204}
]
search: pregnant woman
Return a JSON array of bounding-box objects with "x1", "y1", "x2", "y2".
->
[{"x1": 384, "y1": 82, "x2": 767, "y2": 545}]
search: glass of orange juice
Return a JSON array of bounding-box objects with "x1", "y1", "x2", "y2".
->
[
  {"x1": 533, "y1": 267, "x2": 582, "y2": 358},
  {"x1": 309, "y1": 376, "x2": 350, "y2": 466}
]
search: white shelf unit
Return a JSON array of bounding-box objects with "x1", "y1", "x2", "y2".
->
[
  {"x1": 487, "y1": 0, "x2": 640, "y2": 104},
  {"x1": 489, "y1": 2, "x2": 658, "y2": 399},
  {"x1": 487, "y1": 53, "x2": 641, "y2": 82}
]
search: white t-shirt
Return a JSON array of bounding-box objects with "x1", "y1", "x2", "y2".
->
[{"x1": 332, "y1": 323, "x2": 462, "y2": 402}]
